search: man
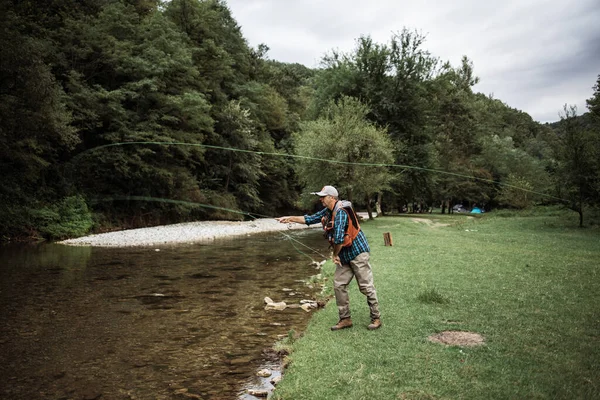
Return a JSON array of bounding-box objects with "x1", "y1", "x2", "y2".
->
[{"x1": 276, "y1": 185, "x2": 381, "y2": 331}]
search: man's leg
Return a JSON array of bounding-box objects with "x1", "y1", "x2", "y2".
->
[
  {"x1": 333, "y1": 262, "x2": 355, "y2": 319},
  {"x1": 350, "y1": 252, "x2": 381, "y2": 321}
]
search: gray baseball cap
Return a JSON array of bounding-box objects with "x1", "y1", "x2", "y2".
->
[{"x1": 311, "y1": 185, "x2": 338, "y2": 197}]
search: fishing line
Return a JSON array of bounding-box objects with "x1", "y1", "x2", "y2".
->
[
  {"x1": 278, "y1": 230, "x2": 329, "y2": 260},
  {"x1": 71, "y1": 141, "x2": 567, "y2": 202},
  {"x1": 91, "y1": 195, "x2": 271, "y2": 219}
]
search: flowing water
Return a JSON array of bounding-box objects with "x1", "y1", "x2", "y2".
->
[{"x1": 0, "y1": 229, "x2": 330, "y2": 399}]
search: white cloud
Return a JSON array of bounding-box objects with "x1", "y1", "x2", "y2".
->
[{"x1": 226, "y1": 0, "x2": 600, "y2": 122}]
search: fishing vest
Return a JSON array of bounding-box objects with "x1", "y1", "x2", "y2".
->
[{"x1": 321, "y1": 200, "x2": 361, "y2": 247}]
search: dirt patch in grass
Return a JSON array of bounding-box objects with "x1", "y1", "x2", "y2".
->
[
  {"x1": 428, "y1": 331, "x2": 485, "y2": 346},
  {"x1": 411, "y1": 218, "x2": 450, "y2": 228}
]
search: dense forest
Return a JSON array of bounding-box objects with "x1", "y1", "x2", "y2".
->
[{"x1": 1, "y1": 0, "x2": 599, "y2": 241}]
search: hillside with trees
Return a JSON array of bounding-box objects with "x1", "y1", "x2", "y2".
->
[{"x1": 1, "y1": 0, "x2": 599, "y2": 241}]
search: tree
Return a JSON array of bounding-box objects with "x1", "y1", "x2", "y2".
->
[
  {"x1": 553, "y1": 105, "x2": 598, "y2": 226},
  {"x1": 586, "y1": 75, "x2": 600, "y2": 121},
  {"x1": 0, "y1": 4, "x2": 79, "y2": 236},
  {"x1": 429, "y1": 57, "x2": 482, "y2": 210},
  {"x1": 293, "y1": 96, "x2": 394, "y2": 218},
  {"x1": 584, "y1": 74, "x2": 600, "y2": 205}
]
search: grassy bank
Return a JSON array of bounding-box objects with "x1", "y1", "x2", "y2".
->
[{"x1": 272, "y1": 209, "x2": 600, "y2": 399}]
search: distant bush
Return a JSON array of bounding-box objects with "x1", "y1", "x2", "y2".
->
[{"x1": 31, "y1": 195, "x2": 93, "y2": 240}]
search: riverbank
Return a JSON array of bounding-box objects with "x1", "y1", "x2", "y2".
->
[{"x1": 59, "y1": 218, "x2": 318, "y2": 247}]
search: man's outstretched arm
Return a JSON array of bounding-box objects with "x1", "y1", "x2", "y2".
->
[{"x1": 276, "y1": 216, "x2": 306, "y2": 224}]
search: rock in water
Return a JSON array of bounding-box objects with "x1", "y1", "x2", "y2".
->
[
  {"x1": 264, "y1": 301, "x2": 287, "y2": 311},
  {"x1": 270, "y1": 376, "x2": 282, "y2": 385},
  {"x1": 247, "y1": 389, "x2": 269, "y2": 397}
]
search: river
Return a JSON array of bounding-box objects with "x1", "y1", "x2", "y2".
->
[{"x1": 0, "y1": 229, "x2": 330, "y2": 399}]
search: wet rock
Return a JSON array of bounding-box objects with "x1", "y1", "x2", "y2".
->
[
  {"x1": 300, "y1": 300, "x2": 318, "y2": 312},
  {"x1": 264, "y1": 302, "x2": 286, "y2": 311},
  {"x1": 264, "y1": 297, "x2": 286, "y2": 310},
  {"x1": 300, "y1": 304, "x2": 312, "y2": 312},
  {"x1": 256, "y1": 369, "x2": 271, "y2": 377},
  {"x1": 270, "y1": 376, "x2": 282, "y2": 386},
  {"x1": 247, "y1": 389, "x2": 269, "y2": 397}
]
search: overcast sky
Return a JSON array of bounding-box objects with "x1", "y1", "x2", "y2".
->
[{"x1": 225, "y1": 0, "x2": 600, "y2": 123}]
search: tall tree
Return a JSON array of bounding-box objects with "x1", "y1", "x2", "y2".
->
[
  {"x1": 294, "y1": 96, "x2": 394, "y2": 218},
  {"x1": 430, "y1": 57, "x2": 482, "y2": 210},
  {"x1": 553, "y1": 105, "x2": 598, "y2": 226}
]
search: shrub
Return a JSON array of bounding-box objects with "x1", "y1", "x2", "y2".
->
[{"x1": 32, "y1": 195, "x2": 93, "y2": 240}]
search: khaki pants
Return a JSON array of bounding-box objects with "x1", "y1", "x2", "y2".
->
[{"x1": 334, "y1": 252, "x2": 380, "y2": 320}]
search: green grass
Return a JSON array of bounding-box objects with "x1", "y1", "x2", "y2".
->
[{"x1": 273, "y1": 210, "x2": 600, "y2": 399}]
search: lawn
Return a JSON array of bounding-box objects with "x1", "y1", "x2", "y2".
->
[{"x1": 272, "y1": 209, "x2": 600, "y2": 399}]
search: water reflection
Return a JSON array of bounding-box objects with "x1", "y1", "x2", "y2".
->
[{"x1": 0, "y1": 230, "x2": 329, "y2": 399}]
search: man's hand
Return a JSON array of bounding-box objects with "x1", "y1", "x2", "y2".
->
[
  {"x1": 333, "y1": 255, "x2": 341, "y2": 265},
  {"x1": 276, "y1": 216, "x2": 305, "y2": 224}
]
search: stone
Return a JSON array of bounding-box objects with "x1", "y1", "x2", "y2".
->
[
  {"x1": 300, "y1": 304, "x2": 312, "y2": 312},
  {"x1": 247, "y1": 389, "x2": 269, "y2": 397},
  {"x1": 264, "y1": 302, "x2": 286, "y2": 311},
  {"x1": 270, "y1": 376, "x2": 282, "y2": 386},
  {"x1": 256, "y1": 369, "x2": 271, "y2": 377}
]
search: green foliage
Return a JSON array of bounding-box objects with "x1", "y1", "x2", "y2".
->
[
  {"x1": 31, "y1": 196, "x2": 94, "y2": 240},
  {"x1": 211, "y1": 100, "x2": 264, "y2": 211},
  {"x1": 0, "y1": 7, "x2": 78, "y2": 197},
  {"x1": 497, "y1": 174, "x2": 535, "y2": 209},
  {"x1": 294, "y1": 96, "x2": 394, "y2": 204}
]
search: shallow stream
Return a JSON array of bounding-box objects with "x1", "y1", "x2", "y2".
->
[{"x1": 0, "y1": 229, "x2": 329, "y2": 399}]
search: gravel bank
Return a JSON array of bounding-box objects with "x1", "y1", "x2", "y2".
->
[{"x1": 59, "y1": 218, "x2": 318, "y2": 247}]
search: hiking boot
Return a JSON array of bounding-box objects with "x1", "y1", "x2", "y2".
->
[
  {"x1": 330, "y1": 318, "x2": 353, "y2": 331},
  {"x1": 367, "y1": 318, "x2": 382, "y2": 330}
]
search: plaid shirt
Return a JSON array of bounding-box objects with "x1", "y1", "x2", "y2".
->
[{"x1": 304, "y1": 204, "x2": 370, "y2": 265}]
